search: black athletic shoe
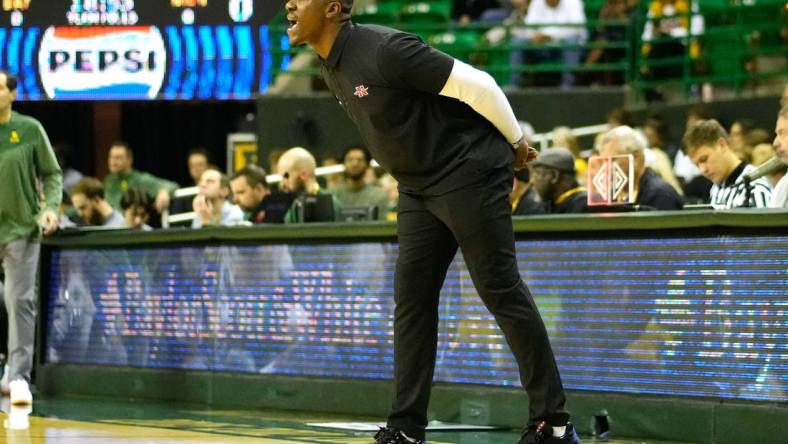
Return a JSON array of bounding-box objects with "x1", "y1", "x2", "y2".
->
[
  {"x1": 374, "y1": 426, "x2": 426, "y2": 444},
  {"x1": 518, "y1": 421, "x2": 580, "y2": 444}
]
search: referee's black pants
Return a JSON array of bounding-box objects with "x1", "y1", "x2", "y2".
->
[{"x1": 387, "y1": 166, "x2": 568, "y2": 440}]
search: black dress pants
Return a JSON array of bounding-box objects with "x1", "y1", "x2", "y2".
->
[{"x1": 386, "y1": 166, "x2": 568, "y2": 440}]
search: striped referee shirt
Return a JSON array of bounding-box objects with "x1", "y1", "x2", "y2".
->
[{"x1": 709, "y1": 162, "x2": 772, "y2": 209}]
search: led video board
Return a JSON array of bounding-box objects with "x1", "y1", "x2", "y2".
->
[
  {"x1": 0, "y1": 1, "x2": 285, "y2": 99},
  {"x1": 44, "y1": 234, "x2": 788, "y2": 402}
]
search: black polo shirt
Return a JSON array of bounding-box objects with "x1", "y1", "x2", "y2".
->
[{"x1": 320, "y1": 22, "x2": 513, "y2": 195}]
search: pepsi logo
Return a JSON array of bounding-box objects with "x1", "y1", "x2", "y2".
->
[{"x1": 38, "y1": 26, "x2": 167, "y2": 99}]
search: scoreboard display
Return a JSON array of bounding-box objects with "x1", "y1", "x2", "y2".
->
[
  {"x1": 0, "y1": 1, "x2": 280, "y2": 26},
  {"x1": 0, "y1": 1, "x2": 286, "y2": 100}
]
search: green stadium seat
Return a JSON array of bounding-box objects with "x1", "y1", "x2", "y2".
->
[
  {"x1": 399, "y1": 1, "x2": 452, "y2": 24},
  {"x1": 427, "y1": 30, "x2": 480, "y2": 60},
  {"x1": 353, "y1": 2, "x2": 403, "y2": 25}
]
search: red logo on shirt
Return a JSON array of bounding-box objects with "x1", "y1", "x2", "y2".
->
[{"x1": 353, "y1": 85, "x2": 369, "y2": 98}]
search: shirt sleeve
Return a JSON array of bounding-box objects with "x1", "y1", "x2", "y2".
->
[
  {"x1": 751, "y1": 180, "x2": 772, "y2": 208},
  {"x1": 377, "y1": 33, "x2": 455, "y2": 94},
  {"x1": 438, "y1": 59, "x2": 523, "y2": 146},
  {"x1": 137, "y1": 171, "x2": 179, "y2": 196},
  {"x1": 33, "y1": 121, "x2": 63, "y2": 214}
]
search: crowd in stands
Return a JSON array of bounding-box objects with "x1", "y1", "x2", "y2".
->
[
  {"x1": 339, "y1": 0, "x2": 785, "y2": 100},
  {"x1": 51, "y1": 93, "x2": 788, "y2": 231}
]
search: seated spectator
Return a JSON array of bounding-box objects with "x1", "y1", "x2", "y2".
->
[
  {"x1": 583, "y1": 0, "x2": 633, "y2": 86},
  {"x1": 321, "y1": 155, "x2": 343, "y2": 191},
  {"x1": 186, "y1": 147, "x2": 211, "y2": 186},
  {"x1": 598, "y1": 126, "x2": 684, "y2": 210},
  {"x1": 683, "y1": 119, "x2": 772, "y2": 209},
  {"x1": 594, "y1": 106, "x2": 635, "y2": 152},
  {"x1": 484, "y1": 0, "x2": 530, "y2": 44},
  {"x1": 742, "y1": 128, "x2": 772, "y2": 161},
  {"x1": 70, "y1": 178, "x2": 126, "y2": 227},
  {"x1": 729, "y1": 119, "x2": 755, "y2": 160},
  {"x1": 170, "y1": 147, "x2": 216, "y2": 216},
  {"x1": 104, "y1": 141, "x2": 178, "y2": 213},
  {"x1": 230, "y1": 165, "x2": 290, "y2": 224},
  {"x1": 277, "y1": 147, "x2": 342, "y2": 223},
  {"x1": 529, "y1": 148, "x2": 589, "y2": 213},
  {"x1": 640, "y1": 0, "x2": 704, "y2": 101},
  {"x1": 509, "y1": 0, "x2": 587, "y2": 88},
  {"x1": 643, "y1": 114, "x2": 680, "y2": 164},
  {"x1": 453, "y1": 0, "x2": 501, "y2": 25},
  {"x1": 769, "y1": 106, "x2": 788, "y2": 208},
  {"x1": 332, "y1": 147, "x2": 389, "y2": 221},
  {"x1": 511, "y1": 167, "x2": 546, "y2": 215},
  {"x1": 120, "y1": 188, "x2": 153, "y2": 230},
  {"x1": 675, "y1": 105, "x2": 713, "y2": 202},
  {"x1": 192, "y1": 168, "x2": 245, "y2": 228},
  {"x1": 640, "y1": 115, "x2": 684, "y2": 196}
]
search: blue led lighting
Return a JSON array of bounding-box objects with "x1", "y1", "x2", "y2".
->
[{"x1": 45, "y1": 236, "x2": 788, "y2": 402}]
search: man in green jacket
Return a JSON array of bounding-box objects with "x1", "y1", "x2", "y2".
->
[
  {"x1": 0, "y1": 70, "x2": 61, "y2": 406},
  {"x1": 103, "y1": 141, "x2": 178, "y2": 214}
]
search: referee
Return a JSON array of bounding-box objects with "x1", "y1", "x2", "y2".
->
[{"x1": 283, "y1": 1, "x2": 577, "y2": 443}]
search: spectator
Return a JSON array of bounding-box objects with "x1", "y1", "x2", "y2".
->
[
  {"x1": 70, "y1": 178, "x2": 126, "y2": 227},
  {"x1": 599, "y1": 126, "x2": 684, "y2": 210},
  {"x1": 640, "y1": 0, "x2": 704, "y2": 101},
  {"x1": 321, "y1": 155, "x2": 343, "y2": 190},
  {"x1": 683, "y1": 119, "x2": 771, "y2": 208},
  {"x1": 103, "y1": 141, "x2": 178, "y2": 213},
  {"x1": 510, "y1": 0, "x2": 587, "y2": 88},
  {"x1": 277, "y1": 147, "x2": 342, "y2": 223},
  {"x1": 511, "y1": 167, "x2": 546, "y2": 214},
  {"x1": 594, "y1": 107, "x2": 635, "y2": 152},
  {"x1": 186, "y1": 147, "x2": 211, "y2": 186},
  {"x1": 230, "y1": 165, "x2": 289, "y2": 224},
  {"x1": 453, "y1": 0, "x2": 501, "y2": 25},
  {"x1": 770, "y1": 105, "x2": 788, "y2": 208},
  {"x1": 530, "y1": 148, "x2": 589, "y2": 213},
  {"x1": 643, "y1": 114, "x2": 680, "y2": 163},
  {"x1": 484, "y1": 0, "x2": 530, "y2": 44},
  {"x1": 191, "y1": 168, "x2": 244, "y2": 228},
  {"x1": 637, "y1": 121, "x2": 684, "y2": 196},
  {"x1": 120, "y1": 188, "x2": 153, "y2": 230},
  {"x1": 332, "y1": 147, "x2": 390, "y2": 220},
  {"x1": 729, "y1": 118, "x2": 755, "y2": 159},
  {"x1": 170, "y1": 148, "x2": 216, "y2": 216},
  {"x1": 675, "y1": 105, "x2": 713, "y2": 202},
  {"x1": 583, "y1": 0, "x2": 633, "y2": 86},
  {"x1": 742, "y1": 128, "x2": 772, "y2": 160}
]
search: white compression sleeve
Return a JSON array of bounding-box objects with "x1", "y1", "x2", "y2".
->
[{"x1": 438, "y1": 59, "x2": 523, "y2": 146}]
